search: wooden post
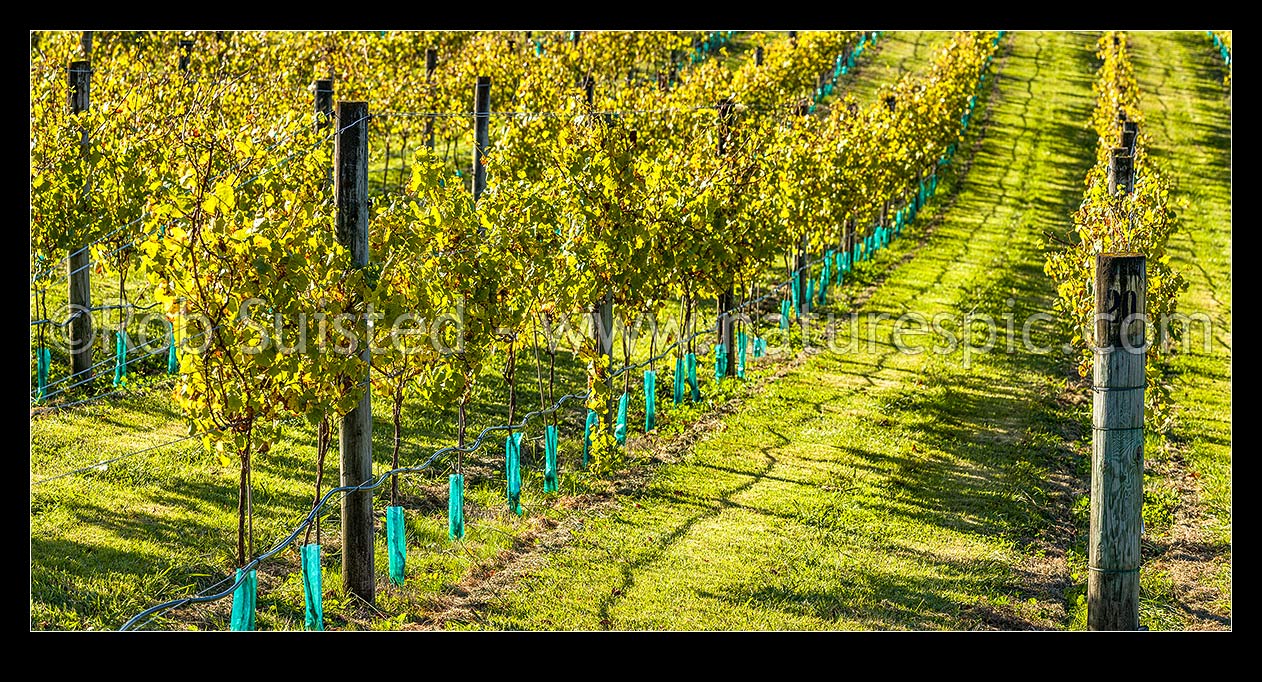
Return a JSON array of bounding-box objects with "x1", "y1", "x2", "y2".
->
[
  {"x1": 1088, "y1": 254, "x2": 1146, "y2": 631},
  {"x1": 425, "y1": 48, "x2": 437, "y2": 150},
  {"x1": 796, "y1": 237, "x2": 810, "y2": 314},
  {"x1": 178, "y1": 38, "x2": 193, "y2": 72},
  {"x1": 472, "y1": 76, "x2": 490, "y2": 201},
  {"x1": 425, "y1": 47, "x2": 438, "y2": 77},
  {"x1": 314, "y1": 79, "x2": 334, "y2": 125},
  {"x1": 1120, "y1": 121, "x2": 1138, "y2": 155},
  {"x1": 68, "y1": 60, "x2": 94, "y2": 381},
  {"x1": 334, "y1": 100, "x2": 375, "y2": 604},
  {"x1": 716, "y1": 98, "x2": 738, "y2": 376},
  {"x1": 598, "y1": 293, "x2": 613, "y2": 377},
  {"x1": 716, "y1": 292, "x2": 736, "y2": 376},
  {"x1": 80, "y1": 31, "x2": 92, "y2": 58},
  {"x1": 754, "y1": 45, "x2": 764, "y2": 66},
  {"x1": 575, "y1": 76, "x2": 612, "y2": 387},
  {"x1": 314, "y1": 79, "x2": 334, "y2": 190},
  {"x1": 844, "y1": 217, "x2": 854, "y2": 263},
  {"x1": 793, "y1": 100, "x2": 810, "y2": 315},
  {"x1": 1107, "y1": 148, "x2": 1134, "y2": 196},
  {"x1": 570, "y1": 30, "x2": 581, "y2": 44},
  {"x1": 788, "y1": 30, "x2": 797, "y2": 47}
]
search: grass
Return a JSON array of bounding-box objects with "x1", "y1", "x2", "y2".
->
[
  {"x1": 432, "y1": 30, "x2": 1112, "y2": 631},
  {"x1": 30, "y1": 31, "x2": 951, "y2": 631},
  {"x1": 1115, "y1": 30, "x2": 1232, "y2": 629},
  {"x1": 842, "y1": 31, "x2": 956, "y2": 105},
  {"x1": 1128, "y1": 31, "x2": 1231, "y2": 545}
]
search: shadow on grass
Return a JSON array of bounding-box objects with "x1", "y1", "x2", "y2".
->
[{"x1": 557, "y1": 30, "x2": 1103, "y2": 631}]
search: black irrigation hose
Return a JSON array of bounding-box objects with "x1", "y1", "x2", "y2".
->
[
  {"x1": 99, "y1": 31, "x2": 996, "y2": 632},
  {"x1": 119, "y1": 389, "x2": 589, "y2": 631}
]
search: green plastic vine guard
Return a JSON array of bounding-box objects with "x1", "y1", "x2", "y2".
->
[
  {"x1": 714, "y1": 343, "x2": 727, "y2": 380},
  {"x1": 112, "y1": 330, "x2": 127, "y2": 387},
  {"x1": 36, "y1": 347, "x2": 50, "y2": 400},
  {"x1": 448, "y1": 474, "x2": 465, "y2": 540},
  {"x1": 643, "y1": 371, "x2": 656, "y2": 432},
  {"x1": 737, "y1": 331, "x2": 747, "y2": 379},
  {"x1": 167, "y1": 322, "x2": 178, "y2": 374},
  {"x1": 780, "y1": 299, "x2": 791, "y2": 330},
  {"x1": 615, "y1": 392, "x2": 629, "y2": 445},
  {"x1": 505, "y1": 432, "x2": 523, "y2": 515},
  {"x1": 386, "y1": 505, "x2": 406, "y2": 585},
  {"x1": 686, "y1": 353, "x2": 700, "y2": 401},
  {"x1": 807, "y1": 277, "x2": 815, "y2": 306},
  {"x1": 582, "y1": 409, "x2": 598, "y2": 467},
  {"x1": 544, "y1": 425, "x2": 559, "y2": 493},
  {"x1": 301, "y1": 543, "x2": 323, "y2": 630},
  {"x1": 672, "y1": 357, "x2": 685, "y2": 404},
  {"x1": 228, "y1": 568, "x2": 257, "y2": 631}
]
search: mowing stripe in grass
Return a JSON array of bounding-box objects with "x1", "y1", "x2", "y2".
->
[
  {"x1": 440, "y1": 30, "x2": 1104, "y2": 631},
  {"x1": 1118, "y1": 30, "x2": 1231, "y2": 629}
]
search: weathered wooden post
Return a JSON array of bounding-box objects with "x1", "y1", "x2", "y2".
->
[
  {"x1": 68, "y1": 60, "x2": 94, "y2": 381},
  {"x1": 581, "y1": 75, "x2": 613, "y2": 388},
  {"x1": 425, "y1": 48, "x2": 437, "y2": 149},
  {"x1": 1088, "y1": 148, "x2": 1143, "y2": 631},
  {"x1": 314, "y1": 78, "x2": 334, "y2": 189},
  {"x1": 1088, "y1": 253, "x2": 1146, "y2": 631},
  {"x1": 472, "y1": 76, "x2": 490, "y2": 201},
  {"x1": 793, "y1": 99, "x2": 810, "y2": 315},
  {"x1": 334, "y1": 100, "x2": 375, "y2": 604},
  {"x1": 1107, "y1": 148, "x2": 1134, "y2": 195},
  {"x1": 754, "y1": 45, "x2": 764, "y2": 66},
  {"x1": 178, "y1": 38, "x2": 194, "y2": 73},
  {"x1": 1120, "y1": 121, "x2": 1138, "y2": 155},
  {"x1": 314, "y1": 79, "x2": 334, "y2": 124},
  {"x1": 715, "y1": 98, "x2": 738, "y2": 377}
]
